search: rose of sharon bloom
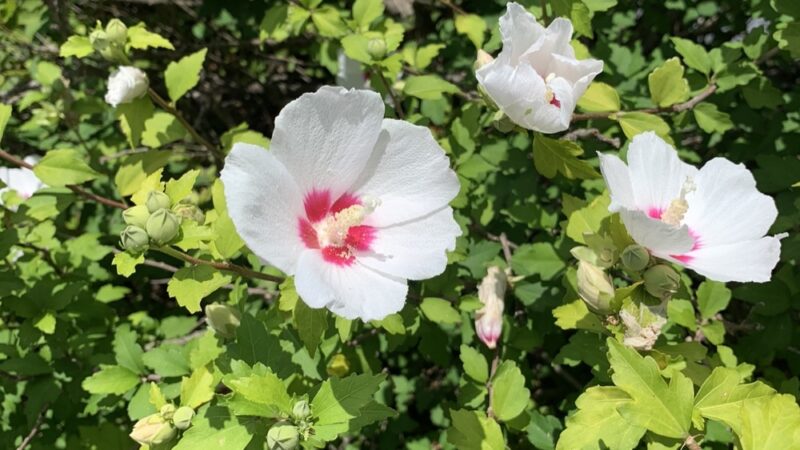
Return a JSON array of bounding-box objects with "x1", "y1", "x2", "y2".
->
[
  {"x1": 599, "y1": 131, "x2": 783, "y2": 283},
  {"x1": 476, "y1": 2, "x2": 603, "y2": 133},
  {"x1": 221, "y1": 86, "x2": 461, "y2": 321},
  {"x1": 0, "y1": 156, "x2": 44, "y2": 204},
  {"x1": 475, "y1": 266, "x2": 508, "y2": 349},
  {"x1": 104, "y1": 66, "x2": 149, "y2": 107}
]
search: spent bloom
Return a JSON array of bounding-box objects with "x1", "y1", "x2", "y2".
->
[
  {"x1": 475, "y1": 266, "x2": 508, "y2": 349},
  {"x1": 222, "y1": 86, "x2": 461, "y2": 321},
  {"x1": 0, "y1": 156, "x2": 44, "y2": 205},
  {"x1": 105, "y1": 66, "x2": 148, "y2": 107},
  {"x1": 476, "y1": 2, "x2": 603, "y2": 133},
  {"x1": 599, "y1": 131, "x2": 783, "y2": 283}
]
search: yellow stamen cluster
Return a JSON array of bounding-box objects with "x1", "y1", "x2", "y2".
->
[
  {"x1": 315, "y1": 197, "x2": 379, "y2": 248},
  {"x1": 661, "y1": 178, "x2": 695, "y2": 226}
]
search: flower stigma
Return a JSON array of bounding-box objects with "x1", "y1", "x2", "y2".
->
[{"x1": 661, "y1": 177, "x2": 695, "y2": 226}]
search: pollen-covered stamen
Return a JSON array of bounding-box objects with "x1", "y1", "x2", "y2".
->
[
  {"x1": 661, "y1": 177, "x2": 695, "y2": 226},
  {"x1": 544, "y1": 73, "x2": 561, "y2": 108},
  {"x1": 315, "y1": 197, "x2": 380, "y2": 248}
]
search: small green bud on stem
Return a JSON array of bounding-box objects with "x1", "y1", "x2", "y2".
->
[
  {"x1": 643, "y1": 264, "x2": 680, "y2": 300},
  {"x1": 146, "y1": 209, "x2": 181, "y2": 245},
  {"x1": 621, "y1": 245, "x2": 650, "y2": 272}
]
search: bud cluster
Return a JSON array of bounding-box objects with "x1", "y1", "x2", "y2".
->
[
  {"x1": 119, "y1": 191, "x2": 184, "y2": 254},
  {"x1": 265, "y1": 399, "x2": 314, "y2": 450},
  {"x1": 129, "y1": 404, "x2": 195, "y2": 446},
  {"x1": 90, "y1": 19, "x2": 129, "y2": 63}
]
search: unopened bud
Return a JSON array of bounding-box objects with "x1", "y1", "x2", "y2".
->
[
  {"x1": 146, "y1": 191, "x2": 171, "y2": 213},
  {"x1": 326, "y1": 353, "x2": 350, "y2": 377},
  {"x1": 172, "y1": 406, "x2": 194, "y2": 430},
  {"x1": 145, "y1": 209, "x2": 181, "y2": 245},
  {"x1": 266, "y1": 422, "x2": 300, "y2": 450},
  {"x1": 159, "y1": 403, "x2": 176, "y2": 420},
  {"x1": 475, "y1": 266, "x2": 507, "y2": 349},
  {"x1": 474, "y1": 49, "x2": 494, "y2": 70},
  {"x1": 576, "y1": 260, "x2": 615, "y2": 314},
  {"x1": 89, "y1": 28, "x2": 108, "y2": 48},
  {"x1": 130, "y1": 413, "x2": 177, "y2": 446},
  {"x1": 105, "y1": 19, "x2": 128, "y2": 45},
  {"x1": 366, "y1": 38, "x2": 387, "y2": 60},
  {"x1": 120, "y1": 225, "x2": 149, "y2": 253},
  {"x1": 643, "y1": 264, "x2": 680, "y2": 300},
  {"x1": 292, "y1": 400, "x2": 310, "y2": 420},
  {"x1": 621, "y1": 245, "x2": 650, "y2": 272},
  {"x1": 172, "y1": 202, "x2": 205, "y2": 223},
  {"x1": 204, "y1": 303, "x2": 241, "y2": 339},
  {"x1": 122, "y1": 204, "x2": 150, "y2": 228}
]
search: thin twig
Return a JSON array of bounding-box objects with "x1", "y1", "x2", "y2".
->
[
  {"x1": 15, "y1": 402, "x2": 48, "y2": 450},
  {"x1": 156, "y1": 246, "x2": 284, "y2": 284},
  {"x1": 498, "y1": 232, "x2": 513, "y2": 267},
  {"x1": 683, "y1": 435, "x2": 703, "y2": 450},
  {"x1": 571, "y1": 84, "x2": 717, "y2": 122},
  {"x1": 0, "y1": 148, "x2": 127, "y2": 209},
  {"x1": 540, "y1": 0, "x2": 550, "y2": 25},
  {"x1": 563, "y1": 127, "x2": 621, "y2": 149},
  {"x1": 372, "y1": 67, "x2": 404, "y2": 119},
  {"x1": 147, "y1": 88, "x2": 224, "y2": 163}
]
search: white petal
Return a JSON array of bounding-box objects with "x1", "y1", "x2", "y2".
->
[
  {"x1": 598, "y1": 152, "x2": 635, "y2": 212},
  {"x1": 352, "y1": 119, "x2": 460, "y2": 226},
  {"x1": 221, "y1": 143, "x2": 305, "y2": 274},
  {"x1": 499, "y1": 2, "x2": 546, "y2": 63},
  {"x1": 270, "y1": 86, "x2": 384, "y2": 198},
  {"x1": 546, "y1": 77, "x2": 576, "y2": 131},
  {"x1": 627, "y1": 132, "x2": 698, "y2": 212},
  {"x1": 683, "y1": 158, "x2": 777, "y2": 247},
  {"x1": 294, "y1": 250, "x2": 408, "y2": 321},
  {"x1": 549, "y1": 54, "x2": 603, "y2": 99},
  {"x1": 358, "y1": 207, "x2": 461, "y2": 280},
  {"x1": 620, "y1": 209, "x2": 694, "y2": 256},
  {"x1": 679, "y1": 237, "x2": 782, "y2": 282},
  {"x1": 1, "y1": 167, "x2": 43, "y2": 197},
  {"x1": 522, "y1": 17, "x2": 575, "y2": 72}
]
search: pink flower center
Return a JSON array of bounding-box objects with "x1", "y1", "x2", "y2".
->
[
  {"x1": 645, "y1": 206, "x2": 702, "y2": 263},
  {"x1": 549, "y1": 94, "x2": 561, "y2": 108},
  {"x1": 297, "y1": 189, "x2": 377, "y2": 267}
]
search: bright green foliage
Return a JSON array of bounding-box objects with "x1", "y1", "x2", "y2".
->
[
  {"x1": 533, "y1": 133, "x2": 600, "y2": 180},
  {"x1": 33, "y1": 148, "x2": 100, "y2": 186},
  {"x1": 491, "y1": 360, "x2": 530, "y2": 421},
  {"x1": 577, "y1": 82, "x2": 620, "y2": 112},
  {"x1": 447, "y1": 409, "x2": 505, "y2": 450},
  {"x1": 403, "y1": 75, "x2": 460, "y2": 100},
  {"x1": 165, "y1": 48, "x2": 208, "y2": 102},
  {"x1": 557, "y1": 387, "x2": 645, "y2": 450},
  {"x1": 648, "y1": 57, "x2": 690, "y2": 107}
]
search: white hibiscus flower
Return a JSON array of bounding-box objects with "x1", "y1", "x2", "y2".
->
[
  {"x1": 105, "y1": 66, "x2": 149, "y2": 107},
  {"x1": 599, "y1": 131, "x2": 783, "y2": 283},
  {"x1": 476, "y1": 2, "x2": 603, "y2": 133},
  {"x1": 0, "y1": 155, "x2": 44, "y2": 205},
  {"x1": 221, "y1": 86, "x2": 461, "y2": 321}
]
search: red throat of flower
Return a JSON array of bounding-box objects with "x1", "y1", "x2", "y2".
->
[{"x1": 549, "y1": 95, "x2": 561, "y2": 108}]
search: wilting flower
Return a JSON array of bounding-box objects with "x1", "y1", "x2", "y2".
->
[
  {"x1": 105, "y1": 66, "x2": 148, "y2": 107},
  {"x1": 475, "y1": 2, "x2": 603, "y2": 133},
  {"x1": 599, "y1": 131, "x2": 783, "y2": 283},
  {"x1": 0, "y1": 156, "x2": 44, "y2": 205},
  {"x1": 129, "y1": 413, "x2": 176, "y2": 446},
  {"x1": 475, "y1": 266, "x2": 508, "y2": 349},
  {"x1": 576, "y1": 260, "x2": 615, "y2": 314},
  {"x1": 222, "y1": 86, "x2": 460, "y2": 321}
]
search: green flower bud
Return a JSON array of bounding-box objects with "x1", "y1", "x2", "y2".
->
[
  {"x1": 120, "y1": 225, "x2": 149, "y2": 253},
  {"x1": 146, "y1": 191, "x2": 172, "y2": 213},
  {"x1": 159, "y1": 403, "x2": 176, "y2": 420},
  {"x1": 621, "y1": 245, "x2": 650, "y2": 272},
  {"x1": 89, "y1": 28, "x2": 108, "y2": 48},
  {"x1": 130, "y1": 413, "x2": 177, "y2": 446},
  {"x1": 204, "y1": 303, "x2": 241, "y2": 339},
  {"x1": 292, "y1": 400, "x2": 311, "y2": 420},
  {"x1": 172, "y1": 406, "x2": 195, "y2": 430},
  {"x1": 172, "y1": 202, "x2": 205, "y2": 223},
  {"x1": 266, "y1": 422, "x2": 300, "y2": 450},
  {"x1": 576, "y1": 260, "x2": 615, "y2": 314},
  {"x1": 366, "y1": 38, "x2": 387, "y2": 60},
  {"x1": 145, "y1": 209, "x2": 181, "y2": 245},
  {"x1": 105, "y1": 19, "x2": 128, "y2": 45},
  {"x1": 122, "y1": 204, "x2": 151, "y2": 228},
  {"x1": 643, "y1": 264, "x2": 680, "y2": 300}
]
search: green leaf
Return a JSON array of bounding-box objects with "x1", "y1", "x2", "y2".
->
[
  {"x1": 694, "y1": 367, "x2": 775, "y2": 435},
  {"x1": 33, "y1": 149, "x2": 100, "y2": 187},
  {"x1": 648, "y1": 57, "x2": 690, "y2": 107},
  {"x1": 113, "y1": 251, "x2": 144, "y2": 277},
  {"x1": 142, "y1": 345, "x2": 190, "y2": 377},
  {"x1": 607, "y1": 338, "x2": 693, "y2": 438},
  {"x1": 774, "y1": 21, "x2": 800, "y2": 59},
  {"x1": 113, "y1": 325, "x2": 146, "y2": 375},
  {"x1": 455, "y1": 14, "x2": 487, "y2": 48},
  {"x1": 223, "y1": 363, "x2": 292, "y2": 418},
  {"x1": 553, "y1": 299, "x2": 605, "y2": 333},
  {"x1": 117, "y1": 96, "x2": 155, "y2": 148},
  {"x1": 59, "y1": 35, "x2": 93, "y2": 58},
  {"x1": 738, "y1": 393, "x2": 800, "y2": 450},
  {"x1": 353, "y1": 0, "x2": 384, "y2": 29},
  {"x1": 33, "y1": 312, "x2": 56, "y2": 334},
  {"x1": 491, "y1": 360, "x2": 530, "y2": 421},
  {"x1": 141, "y1": 112, "x2": 187, "y2": 148},
  {"x1": 180, "y1": 366, "x2": 215, "y2": 408},
  {"x1": 565, "y1": 193, "x2": 611, "y2": 244},
  {"x1": 82, "y1": 365, "x2": 140, "y2": 395},
  {"x1": 511, "y1": 242, "x2": 565, "y2": 280},
  {"x1": 671, "y1": 37, "x2": 711, "y2": 75},
  {"x1": 696, "y1": 280, "x2": 731, "y2": 320},
  {"x1": 165, "y1": 170, "x2": 199, "y2": 204},
  {"x1": 556, "y1": 387, "x2": 646, "y2": 450},
  {"x1": 293, "y1": 300, "x2": 328, "y2": 357},
  {"x1": 533, "y1": 133, "x2": 600, "y2": 180},
  {"x1": 127, "y1": 23, "x2": 174, "y2": 50},
  {"x1": 460, "y1": 345, "x2": 488, "y2": 383},
  {"x1": 447, "y1": 409, "x2": 505, "y2": 450},
  {"x1": 167, "y1": 265, "x2": 232, "y2": 313},
  {"x1": 149, "y1": 382, "x2": 167, "y2": 409},
  {"x1": 617, "y1": 112, "x2": 671, "y2": 141},
  {"x1": 693, "y1": 102, "x2": 733, "y2": 134},
  {"x1": 420, "y1": 297, "x2": 461, "y2": 324},
  {"x1": 0, "y1": 103, "x2": 10, "y2": 143},
  {"x1": 577, "y1": 82, "x2": 620, "y2": 112},
  {"x1": 311, "y1": 373, "x2": 385, "y2": 441},
  {"x1": 172, "y1": 406, "x2": 253, "y2": 450},
  {"x1": 403, "y1": 75, "x2": 460, "y2": 100},
  {"x1": 667, "y1": 299, "x2": 697, "y2": 331},
  {"x1": 230, "y1": 314, "x2": 293, "y2": 377},
  {"x1": 341, "y1": 34, "x2": 374, "y2": 64},
  {"x1": 165, "y1": 48, "x2": 208, "y2": 102},
  {"x1": 311, "y1": 6, "x2": 347, "y2": 37}
]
